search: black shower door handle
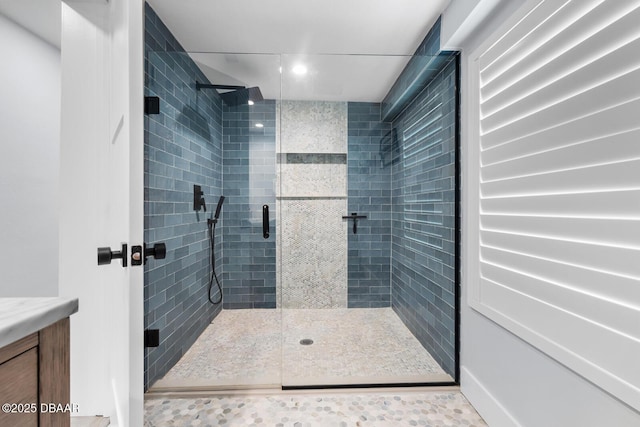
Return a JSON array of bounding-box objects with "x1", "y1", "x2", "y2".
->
[{"x1": 262, "y1": 204, "x2": 270, "y2": 238}]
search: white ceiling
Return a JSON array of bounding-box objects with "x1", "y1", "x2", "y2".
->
[
  {"x1": 147, "y1": 0, "x2": 452, "y2": 102},
  {"x1": 0, "y1": 0, "x2": 453, "y2": 101}
]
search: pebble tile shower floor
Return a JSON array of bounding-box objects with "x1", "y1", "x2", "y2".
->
[
  {"x1": 144, "y1": 390, "x2": 487, "y2": 426},
  {"x1": 151, "y1": 308, "x2": 452, "y2": 390}
]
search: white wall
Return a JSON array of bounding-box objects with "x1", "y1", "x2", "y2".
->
[
  {"x1": 0, "y1": 13, "x2": 60, "y2": 297},
  {"x1": 443, "y1": 0, "x2": 640, "y2": 426}
]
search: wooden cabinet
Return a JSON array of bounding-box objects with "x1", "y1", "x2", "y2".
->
[
  {"x1": 0, "y1": 341, "x2": 38, "y2": 426},
  {"x1": 0, "y1": 318, "x2": 70, "y2": 427}
]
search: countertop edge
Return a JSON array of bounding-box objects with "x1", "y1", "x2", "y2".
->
[{"x1": 0, "y1": 297, "x2": 79, "y2": 349}]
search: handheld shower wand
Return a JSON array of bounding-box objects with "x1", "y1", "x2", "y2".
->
[
  {"x1": 208, "y1": 196, "x2": 225, "y2": 226},
  {"x1": 215, "y1": 195, "x2": 225, "y2": 219}
]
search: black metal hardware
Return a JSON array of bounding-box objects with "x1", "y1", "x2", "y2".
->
[
  {"x1": 144, "y1": 96, "x2": 160, "y2": 115},
  {"x1": 131, "y1": 245, "x2": 143, "y2": 266},
  {"x1": 144, "y1": 329, "x2": 160, "y2": 348},
  {"x1": 144, "y1": 242, "x2": 166, "y2": 264},
  {"x1": 208, "y1": 196, "x2": 226, "y2": 227},
  {"x1": 262, "y1": 204, "x2": 270, "y2": 238},
  {"x1": 196, "y1": 82, "x2": 245, "y2": 91},
  {"x1": 193, "y1": 184, "x2": 206, "y2": 212},
  {"x1": 213, "y1": 196, "x2": 225, "y2": 221},
  {"x1": 97, "y1": 243, "x2": 128, "y2": 267},
  {"x1": 342, "y1": 213, "x2": 367, "y2": 234},
  {"x1": 195, "y1": 82, "x2": 264, "y2": 107}
]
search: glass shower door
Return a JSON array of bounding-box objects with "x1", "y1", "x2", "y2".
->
[
  {"x1": 277, "y1": 56, "x2": 350, "y2": 385},
  {"x1": 278, "y1": 54, "x2": 458, "y2": 387},
  {"x1": 144, "y1": 51, "x2": 284, "y2": 391},
  {"x1": 277, "y1": 54, "x2": 390, "y2": 387},
  {"x1": 209, "y1": 53, "x2": 282, "y2": 388}
]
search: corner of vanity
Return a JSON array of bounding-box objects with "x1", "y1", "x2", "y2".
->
[{"x1": 0, "y1": 297, "x2": 79, "y2": 427}]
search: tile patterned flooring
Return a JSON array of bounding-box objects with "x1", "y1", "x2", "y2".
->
[
  {"x1": 144, "y1": 389, "x2": 487, "y2": 426},
  {"x1": 146, "y1": 309, "x2": 478, "y2": 426},
  {"x1": 151, "y1": 308, "x2": 451, "y2": 390},
  {"x1": 280, "y1": 309, "x2": 451, "y2": 386}
]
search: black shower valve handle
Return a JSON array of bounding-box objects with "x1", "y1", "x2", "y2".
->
[
  {"x1": 342, "y1": 212, "x2": 367, "y2": 234},
  {"x1": 193, "y1": 184, "x2": 207, "y2": 212}
]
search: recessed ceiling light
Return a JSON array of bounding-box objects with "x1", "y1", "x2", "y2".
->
[
  {"x1": 248, "y1": 100, "x2": 255, "y2": 106},
  {"x1": 255, "y1": 123, "x2": 264, "y2": 128},
  {"x1": 292, "y1": 64, "x2": 308, "y2": 75}
]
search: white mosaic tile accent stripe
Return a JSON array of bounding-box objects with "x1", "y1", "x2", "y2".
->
[
  {"x1": 279, "y1": 163, "x2": 347, "y2": 198},
  {"x1": 280, "y1": 199, "x2": 348, "y2": 309},
  {"x1": 280, "y1": 101, "x2": 348, "y2": 153},
  {"x1": 144, "y1": 390, "x2": 487, "y2": 426},
  {"x1": 151, "y1": 308, "x2": 449, "y2": 390},
  {"x1": 276, "y1": 100, "x2": 348, "y2": 309}
]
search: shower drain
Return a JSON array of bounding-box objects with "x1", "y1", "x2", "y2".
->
[{"x1": 299, "y1": 339, "x2": 314, "y2": 345}]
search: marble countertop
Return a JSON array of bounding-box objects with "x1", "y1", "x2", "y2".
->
[{"x1": 0, "y1": 297, "x2": 78, "y2": 348}]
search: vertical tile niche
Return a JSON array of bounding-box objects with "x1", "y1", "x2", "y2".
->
[{"x1": 277, "y1": 101, "x2": 349, "y2": 308}]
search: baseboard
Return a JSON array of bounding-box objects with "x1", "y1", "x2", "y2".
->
[
  {"x1": 460, "y1": 366, "x2": 520, "y2": 427},
  {"x1": 71, "y1": 416, "x2": 110, "y2": 427}
]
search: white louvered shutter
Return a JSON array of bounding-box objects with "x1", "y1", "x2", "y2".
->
[{"x1": 469, "y1": 0, "x2": 640, "y2": 411}]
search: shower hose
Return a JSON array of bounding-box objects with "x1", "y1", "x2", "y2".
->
[{"x1": 207, "y1": 219, "x2": 223, "y2": 304}]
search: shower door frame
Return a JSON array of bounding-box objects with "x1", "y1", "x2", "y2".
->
[{"x1": 142, "y1": 50, "x2": 461, "y2": 391}]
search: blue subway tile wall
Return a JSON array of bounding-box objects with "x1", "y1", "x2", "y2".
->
[
  {"x1": 222, "y1": 101, "x2": 277, "y2": 309},
  {"x1": 381, "y1": 17, "x2": 457, "y2": 122},
  {"x1": 144, "y1": 3, "x2": 223, "y2": 390},
  {"x1": 347, "y1": 103, "x2": 392, "y2": 308},
  {"x1": 390, "y1": 58, "x2": 458, "y2": 377}
]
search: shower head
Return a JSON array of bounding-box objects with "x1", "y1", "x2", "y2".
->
[
  {"x1": 219, "y1": 87, "x2": 263, "y2": 107},
  {"x1": 196, "y1": 82, "x2": 263, "y2": 107}
]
